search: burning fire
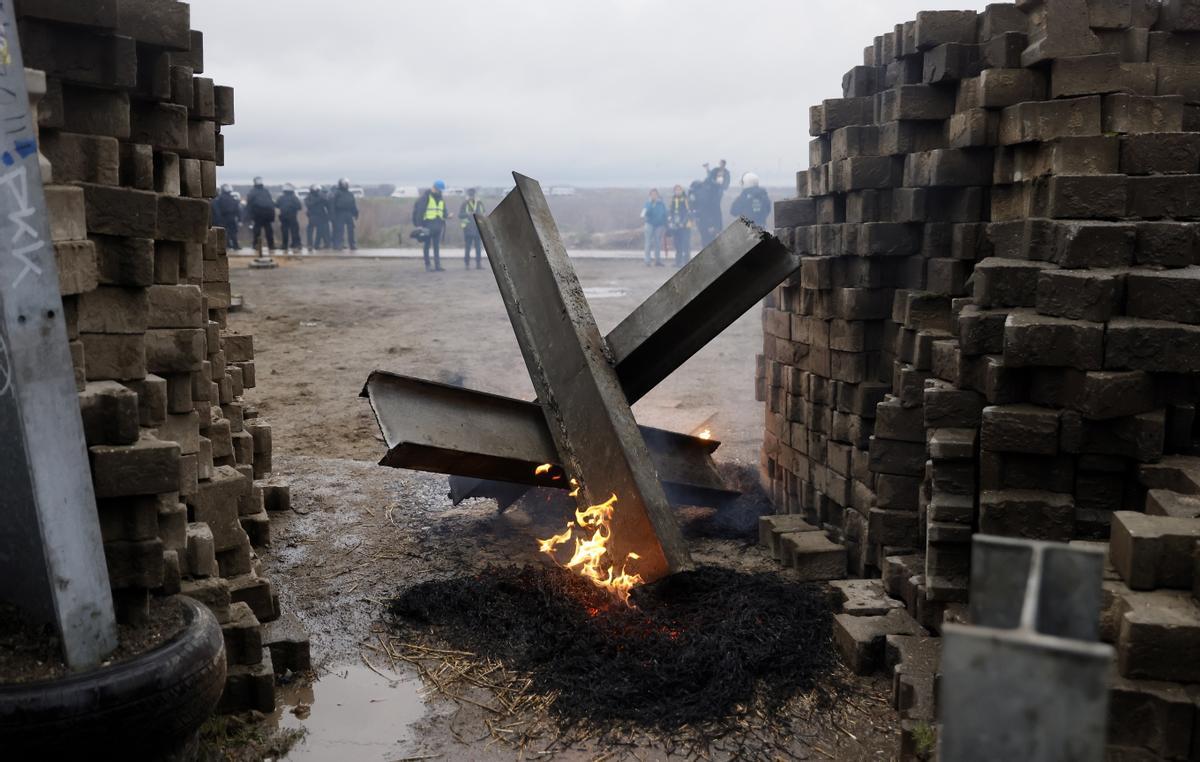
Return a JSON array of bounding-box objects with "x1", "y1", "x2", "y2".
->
[
  {"x1": 537, "y1": 491, "x2": 645, "y2": 605},
  {"x1": 698, "y1": 429, "x2": 712, "y2": 440}
]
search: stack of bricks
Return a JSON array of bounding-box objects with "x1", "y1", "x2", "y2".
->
[
  {"x1": 761, "y1": 0, "x2": 1200, "y2": 753},
  {"x1": 1097, "y1": 455, "x2": 1200, "y2": 758},
  {"x1": 18, "y1": 0, "x2": 287, "y2": 713}
]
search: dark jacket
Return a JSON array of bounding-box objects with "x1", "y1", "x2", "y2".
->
[
  {"x1": 643, "y1": 198, "x2": 667, "y2": 228},
  {"x1": 731, "y1": 186, "x2": 771, "y2": 227},
  {"x1": 246, "y1": 186, "x2": 275, "y2": 221},
  {"x1": 458, "y1": 197, "x2": 485, "y2": 234},
  {"x1": 304, "y1": 191, "x2": 329, "y2": 223},
  {"x1": 331, "y1": 187, "x2": 358, "y2": 218},
  {"x1": 276, "y1": 191, "x2": 303, "y2": 222},
  {"x1": 667, "y1": 194, "x2": 690, "y2": 230},
  {"x1": 214, "y1": 190, "x2": 241, "y2": 224},
  {"x1": 708, "y1": 166, "x2": 731, "y2": 192},
  {"x1": 412, "y1": 190, "x2": 446, "y2": 226}
]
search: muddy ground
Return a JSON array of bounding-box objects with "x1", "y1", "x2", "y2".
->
[{"x1": 229, "y1": 255, "x2": 899, "y2": 760}]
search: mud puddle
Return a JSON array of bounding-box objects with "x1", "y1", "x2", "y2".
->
[{"x1": 273, "y1": 663, "x2": 426, "y2": 761}]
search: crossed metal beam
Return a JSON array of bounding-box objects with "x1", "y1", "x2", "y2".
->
[{"x1": 363, "y1": 174, "x2": 797, "y2": 581}]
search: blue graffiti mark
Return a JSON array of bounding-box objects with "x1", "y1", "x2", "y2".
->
[
  {"x1": 14, "y1": 138, "x2": 34, "y2": 158},
  {"x1": 1, "y1": 152, "x2": 12, "y2": 167}
]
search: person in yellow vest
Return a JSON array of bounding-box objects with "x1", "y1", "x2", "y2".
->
[
  {"x1": 412, "y1": 180, "x2": 448, "y2": 271},
  {"x1": 458, "y1": 188, "x2": 486, "y2": 270}
]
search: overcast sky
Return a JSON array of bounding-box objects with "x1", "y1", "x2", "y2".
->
[{"x1": 191, "y1": 0, "x2": 988, "y2": 189}]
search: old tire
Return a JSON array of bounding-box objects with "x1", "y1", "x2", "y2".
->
[{"x1": 0, "y1": 596, "x2": 226, "y2": 759}]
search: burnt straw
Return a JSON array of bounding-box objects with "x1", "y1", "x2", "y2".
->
[{"x1": 388, "y1": 565, "x2": 842, "y2": 731}]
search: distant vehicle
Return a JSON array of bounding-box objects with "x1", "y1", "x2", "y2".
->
[
  {"x1": 350, "y1": 187, "x2": 365, "y2": 198},
  {"x1": 390, "y1": 186, "x2": 420, "y2": 198},
  {"x1": 445, "y1": 187, "x2": 466, "y2": 197},
  {"x1": 548, "y1": 186, "x2": 577, "y2": 196}
]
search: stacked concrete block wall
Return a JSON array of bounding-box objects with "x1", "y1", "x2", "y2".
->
[
  {"x1": 759, "y1": 1, "x2": 1200, "y2": 755},
  {"x1": 17, "y1": 0, "x2": 286, "y2": 713}
]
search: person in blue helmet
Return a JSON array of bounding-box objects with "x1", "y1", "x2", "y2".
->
[{"x1": 412, "y1": 180, "x2": 448, "y2": 272}]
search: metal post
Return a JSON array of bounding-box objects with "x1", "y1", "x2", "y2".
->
[
  {"x1": 477, "y1": 173, "x2": 692, "y2": 581},
  {"x1": 0, "y1": 12, "x2": 117, "y2": 668},
  {"x1": 939, "y1": 535, "x2": 1113, "y2": 761}
]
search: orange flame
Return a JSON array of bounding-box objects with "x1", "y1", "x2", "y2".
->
[
  {"x1": 698, "y1": 429, "x2": 712, "y2": 440},
  {"x1": 537, "y1": 492, "x2": 644, "y2": 605},
  {"x1": 535, "y1": 463, "x2": 553, "y2": 475}
]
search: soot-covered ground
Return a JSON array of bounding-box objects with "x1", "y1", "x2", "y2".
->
[{"x1": 388, "y1": 564, "x2": 844, "y2": 731}]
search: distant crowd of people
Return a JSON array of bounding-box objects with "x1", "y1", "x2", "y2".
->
[
  {"x1": 211, "y1": 178, "x2": 361, "y2": 253},
  {"x1": 213, "y1": 177, "x2": 484, "y2": 272},
  {"x1": 640, "y1": 160, "x2": 771, "y2": 267},
  {"x1": 211, "y1": 165, "x2": 771, "y2": 270}
]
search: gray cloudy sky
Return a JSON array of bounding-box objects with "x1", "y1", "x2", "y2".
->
[{"x1": 191, "y1": 0, "x2": 987, "y2": 188}]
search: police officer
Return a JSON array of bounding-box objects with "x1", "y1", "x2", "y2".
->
[
  {"x1": 412, "y1": 180, "x2": 447, "y2": 272},
  {"x1": 305, "y1": 185, "x2": 331, "y2": 251},
  {"x1": 214, "y1": 184, "x2": 242, "y2": 250},
  {"x1": 331, "y1": 178, "x2": 359, "y2": 251},
  {"x1": 245, "y1": 177, "x2": 276, "y2": 252},
  {"x1": 730, "y1": 172, "x2": 771, "y2": 227},
  {"x1": 276, "y1": 183, "x2": 303, "y2": 253},
  {"x1": 458, "y1": 188, "x2": 486, "y2": 269}
]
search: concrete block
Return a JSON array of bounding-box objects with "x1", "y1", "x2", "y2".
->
[
  {"x1": 1103, "y1": 93, "x2": 1185, "y2": 133},
  {"x1": 979, "y1": 489, "x2": 1075, "y2": 542},
  {"x1": 831, "y1": 579, "x2": 907, "y2": 617},
  {"x1": 263, "y1": 612, "x2": 311, "y2": 674},
  {"x1": 80, "y1": 332, "x2": 146, "y2": 381},
  {"x1": 1125, "y1": 266, "x2": 1200, "y2": 324},
  {"x1": 1107, "y1": 676, "x2": 1198, "y2": 761},
  {"x1": 78, "y1": 380, "x2": 139, "y2": 446},
  {"x1": 1133, "y1": 221, "x2": 1196, "y2": 268},
  {"x1": 1003, "y1": 311, "x2": 1105, "y2": 370},
  {"x1": 147, "y1": 284, "x2": 204, "y2": 328},
  {"x1": 145, "y1": 327, "x2": 205, "y2": 373},
  {"x1": 89, "y1": 433, "x2": 179, "y2": 498},
  {"x1": 834, "y1": 609, "x2": 924, "y2": 674},
  {"x1": 40, "y1": 132, "x2": 119, "y2": 185},
  {"x1": 780, "y1": 531, "x2": 847, "y2": 581},
  {"x1": 1117, "y1": 590, "x2": 1200, "y2": 682},
  {"x1": 77, "y1": 285, "x2": 148, "y2": 334},
  {"x1": 54, "y1": 240, "x2": 99, "y2": 296},
  {"x1": 1105, "y1": 317, "x2": 1200, "y2": 372},
  {"x1": 191, "y1": 465, "x2": 249, "y2": 551},
  {"x1": 76, "y1": 182, "x2": 157, "y2": 238},
  {"x1": 184, "y1": 522, "x2": 217, "y2": 578},
  {"x1": 91, "y1": 235, "x2": 155, "y2": 287},
  {"x1": 1035, "y1": 268, "x2": 1124, "y2": 323},
  {"x1": 1110, "y1": 511, "x2": 1200, "y2": 590},
  {"x1": 45, "y1": 184, "x2": 88, "y2": 242},
  {"x1": 180, "y1": 576, "x2": 230, "y2": 623}
]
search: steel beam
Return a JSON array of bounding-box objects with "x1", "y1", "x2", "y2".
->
[
  {"x1": 477, "y1": 173, "x2": 691, "y2": 581},
  {"x1": 450, "y1": 214, "x2": 798, "y2": 505},
  {"x1": 0, "y1": 37, "x2": 117, "y2": 667},
  {"x1": 607, "y1": 218, "x2": 797, "y2": 402},
  {"x1": 363, "y1": 371, "x2": 737, "y2": 507}
]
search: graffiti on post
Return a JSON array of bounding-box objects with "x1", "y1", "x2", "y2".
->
[{"x1": 1, "y1": 164, "x2": 44, "y2": 288}]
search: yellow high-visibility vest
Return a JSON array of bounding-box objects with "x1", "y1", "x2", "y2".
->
[{"x1": 424, "y1": 195, "x2": 445, "y2": 220}]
